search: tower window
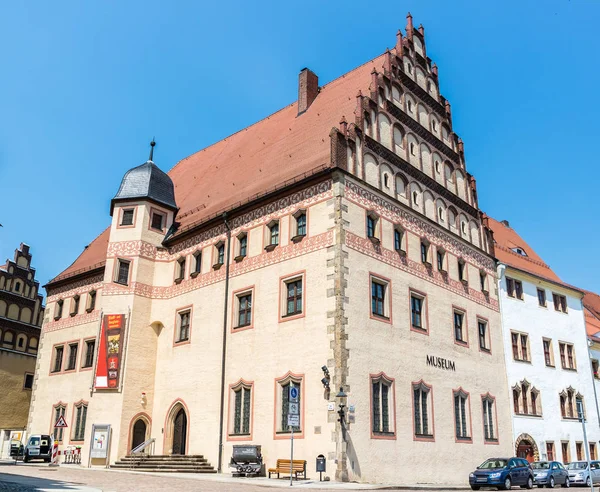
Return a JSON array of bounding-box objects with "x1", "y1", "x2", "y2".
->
[
  {"x1": 115, "y1": 259, "x2": 131, "y2": 285},
  {"x1": 151, "y1": 211, "x2": 165, "y2": 231},
  {"x1": 121, "y1": 209, "x2": 135, "y2": 226}
]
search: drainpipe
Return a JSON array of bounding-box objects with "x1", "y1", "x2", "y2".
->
[{"x1": 217, "y1": 212, "x2": 232, "y2": 473}]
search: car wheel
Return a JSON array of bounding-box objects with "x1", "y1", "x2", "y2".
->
[
  {"x1": 586, "y1": 476, "x2": 591, "y2": 487},
  {"x1": 23, "y1": 456, "x2": 29, "y2": 463},
  {"x1": 548, "y1": 477, "x2": 555, "y2": 489},
  {"x1": 471, "y1": 487, "x2": 480, "y2": 491},
  {"x1": 503, "y1": 477, "x2": 512, "y2": 490},
  {"x1": 562, "y1": 477, "x2": 569, "y2": 488},
  {"x1": 526, "y1": 476, "x2": 533, "y2": 489}
]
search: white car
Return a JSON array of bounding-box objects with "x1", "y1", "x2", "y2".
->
[{"x1": 566, "y1": 461, "x2": 600, "y2": 486}]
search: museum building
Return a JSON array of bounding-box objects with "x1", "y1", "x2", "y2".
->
[
  {"x1": 490, "y1": 218, "x2": 600, "y2": 464},
  {"x1": 28, "y1": 15, "x2": 513, "y2": 484}
]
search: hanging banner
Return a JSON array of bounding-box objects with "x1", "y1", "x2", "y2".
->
[{"x1": 94, "y1": 314, "x2": 125, "y2": 389}]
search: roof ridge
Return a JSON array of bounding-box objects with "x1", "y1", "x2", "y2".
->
[
  {"x1": 167, "y1": 52, "x2": 385, "y2": 176},
  {"x1": 496, "y1": 244, "x2": 552, "y2": 269}
]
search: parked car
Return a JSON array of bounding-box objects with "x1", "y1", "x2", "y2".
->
[
  {"x1": 470, "y1": 457, "x2": 534, "y2": 490},
  {"x1": 23, "y1": 435, "x2": 52, "y2": 463},
  {"x1": 566, "y1": 461, "x2": 600, "y2": 487},
  {"x1": 531, "y1": 461, "x2": 569, "y2": 488}
]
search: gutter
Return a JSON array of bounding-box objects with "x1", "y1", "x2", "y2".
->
[{"x1": 217, "y1": 212, "x2": 232, "y2": 473}]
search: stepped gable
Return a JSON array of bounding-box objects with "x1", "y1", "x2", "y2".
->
[
  {"x1": 487, "y1": 217, "x2": 562, "y2": 283},
  {"x1": 47, "y1": 53, "x2": 387, "y2": 285}
]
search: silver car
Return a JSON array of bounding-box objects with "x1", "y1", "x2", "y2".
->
[{"x1": 566, "y1": 461, "x2": 600, "y2": 486}]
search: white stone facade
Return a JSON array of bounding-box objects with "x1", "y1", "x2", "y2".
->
[{"x1": 498, "y1": 265, "x2": 600, "y2": 463}]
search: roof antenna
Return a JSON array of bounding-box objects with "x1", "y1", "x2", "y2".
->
[{"x1": 149, "y1": 138, "x2": 156, "y2": 162}]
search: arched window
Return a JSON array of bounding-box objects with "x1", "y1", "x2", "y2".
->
[
  {"x1": 416, "y1": 68, "x2": 427, "y2": 89},
  {"x1": 404, "y1": 57, "x2": 413, "y2": 76},
  {"x1": 393, "y1": 126, "x2": 404, "y2": 155},
  {"x1": 392, "y1": 85, "x2": 402, "y2": 104}
]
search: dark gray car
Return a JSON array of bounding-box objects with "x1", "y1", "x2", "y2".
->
[{"x1": 531, "y1": 461, "x2": 569, "y2": 488}]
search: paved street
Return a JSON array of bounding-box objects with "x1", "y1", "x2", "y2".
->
[{"x1": 0, "y1": 461, "x2": 472, "y2": 492}]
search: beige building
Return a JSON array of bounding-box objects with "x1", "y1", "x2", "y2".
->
[
  {"x1": 30, "y1": 15, "x2": 513, "y2": 484},
  {"x1": 0, "y1": 243, "x2": 43, "y2": 458}
]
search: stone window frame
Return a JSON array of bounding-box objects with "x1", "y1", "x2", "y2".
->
[
  {"x1": 477, "y1": 316, "x2": 491, "y2": 354},
  {"x1": 149, "y1": 207, "x2": 167, "y2": 233},
  {"x1": 412, "y1": 380, "x2": 435, "y2": 442},
  {"x1": 279, "y1": 271, "x2": 306, "y2": 323},
  {"x1": 227, "y1": 379, "x2": 254, "y2": 441},
  {"x1": 274, "y1": 371, "x2": 304, "y2": 439},
  {"x1": 231, "y1": 286, "x2": 255, "y2": 333},
  {"x1": 370, "y1": 372, "x2": 396, "y2": 440},
  {"x1": 81, "y1": 337, "x2": 96, "y2": 371},
  {"x1": 70, "y1": 400, "x2": 89, "y2": 443},
  {"x1": 173, "y1": 305, "x2": 193, "y2": 347},
  {"x1": 452, "y1": 306, "x2": 468, "y2": 347},
  {"x1": 481, "y1": 393, "x2": 499, "y2": 444},
  {"x1": 558, "y1": 341, "x2": 577, "y2": 371},
  {"x1": 117, "y1": 207, "x2": 137, "y2": 229},
  {"x1": 369, "y1": 273, "x2": 392, "y2": 324},
  {"x1": 409, "y1": 288, "x2": 428, "y2": 335},
  {"x1": 114, "y1": 258, "x2": 132, "y2": 286},
  {"x1": 453, "y1": 387, "x2": 472, "y2": 443}
]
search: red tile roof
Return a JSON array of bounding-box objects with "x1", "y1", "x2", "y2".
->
[
  {"x1": 49, "y1": 54, "x2": 386, "y2": 285},
  {"x1": 487, "y1": 217, "x2": 563, "y2": 283}
]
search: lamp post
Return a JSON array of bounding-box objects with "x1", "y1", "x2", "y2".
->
[
  {"x1": 577, "y1": 400, "x2": 594, "y2": 492},
  {"x1": 335, "y1": 387, "x2": 348, "y2": 481}
]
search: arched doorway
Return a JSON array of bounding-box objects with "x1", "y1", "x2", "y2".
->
[
  {"x1": 131, "y1": 419, "x2": 147, "y2": 451},
  {"x1": 172, "y1": 408, "x2": 187, "y2": 455},
  {"x1": 515, "y1": 433, "x2": 539, "y2": 463}
]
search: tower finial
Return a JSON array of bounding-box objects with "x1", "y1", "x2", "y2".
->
[{"x1": 149, "y1": 138, "x2": 156, "y2": 162}]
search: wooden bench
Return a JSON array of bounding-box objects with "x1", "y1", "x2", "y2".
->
[{"x1": 268, "y1": 459, "x2": 307, "y2": 479}]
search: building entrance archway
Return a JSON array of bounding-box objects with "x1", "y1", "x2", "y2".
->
[
  {"x1": 164, "y1": 400, "x2": 189, "y2": 455},
  {"x1": 131, "y1": 419, "x2": 147, "y2": 451},
  {"x1": 515, "y1": 433, "x2": 539, "y2": 463},
  {"x1": 172, "y1": 408, "x2": 187, "y2": 455}
]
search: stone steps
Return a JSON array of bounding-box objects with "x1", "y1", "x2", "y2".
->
[{"x1": 111, "y1": 454, "x2": 216, "y2": 473}]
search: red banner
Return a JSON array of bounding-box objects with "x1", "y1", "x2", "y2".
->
[{"x1": 94, "y1": 314, "x2": 125, "y2": 389}]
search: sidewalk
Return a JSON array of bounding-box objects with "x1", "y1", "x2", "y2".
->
[
  {"x1": 18, "y1": 461, "x2": 471, "y2": 490},
  {"x1": 0, "y1": 460, "x2": 470, "y2": 491}
]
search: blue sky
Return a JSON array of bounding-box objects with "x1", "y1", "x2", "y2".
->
[{"x1": 1, "y1": 0, "x2": 599, "y2": 295}]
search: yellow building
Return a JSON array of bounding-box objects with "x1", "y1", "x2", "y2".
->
[
  {"x1": 0, "y1": 243, "x2": 43, "y2": 458},
  {"x1": 30, "y1": 16, "x2": 513, "y2": 484}
]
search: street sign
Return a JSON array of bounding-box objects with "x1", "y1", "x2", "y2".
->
[
  {"x1": 288, "y1": 402, "x2": 299, "y2": 415},
  {"x1": 54, "y1": 416, "x2": 68, "y2": 428},
  {"x1": 287, "y1": 415, "x2": 300, "y2": 427},
  {"x1": 289, "y1": 386, "x2": 299, "y2": 402}
]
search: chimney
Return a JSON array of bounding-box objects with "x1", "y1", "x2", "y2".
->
[
  {"x1": 501, "y1": 220, "x2": 510, "y2": 228},
  {"x1": 406, "y1": 12, "x2": 414, "y2": 41},
  {"x1": 298, "y1": 68, "x2": 319, "y2": 115}
]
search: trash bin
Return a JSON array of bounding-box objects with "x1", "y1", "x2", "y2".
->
[{"x1": 316, "y1": 454, "x2": 326, "y2": 480}]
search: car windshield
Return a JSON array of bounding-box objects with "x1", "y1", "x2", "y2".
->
[
  {"x1": 566, "y1": 462, "x2": 588, "y2": 470},
  {"x1": 532, "y1": 462, "x2": 550, "y2": 469},
  {"x1": 478, "y1": 459, "x2": 507, "y2": 469},
  {"x1": 28, "y1": 438, "x2": 40, "y2": 446}
]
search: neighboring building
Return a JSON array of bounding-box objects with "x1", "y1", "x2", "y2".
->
[
  {"x1": 490, "y1": 218, "x2": 600, "y2": 464},
  {"x1": 0, "y1": 243, "x2": 44, "y2": 458},
  {"x1": 583, "y1": 291, "x2": 600, "y2": 428},
  {"x1": 29, "y1": 15, "x2": 513, "y2": 484}
]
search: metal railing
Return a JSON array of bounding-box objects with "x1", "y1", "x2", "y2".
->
[{"x1": 131, "y1": 438, "x2": 155, "y2": 455}]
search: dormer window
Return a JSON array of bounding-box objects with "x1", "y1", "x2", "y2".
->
[
  {"x1": 86, "y1": 291, "x2": 96, "y2": 313},
  {"x1": 366, "y1": 212, "x2": 380, "y2": 243},
  {"x1": 394, "y1": 226, "x2": 405, "y2": 254},
  {"x1": 420, "y1": 240, "x2": 430, "y2": 266},
  {"x1": 191, "y1": 251, "x2": 202, "y2": 277},
  {"x1": 54, "y1": 299, "x2": 64, "y2": 321},
  {"x1": 70, "y1": 295, "x2": 80, "y2": 317},
  {"x1": 213, "y1": 242, "x2": 225, "y2": 269},
  {"x1": 175, "y1": 257, "x2": 186, "y2": 283},
  {"x1": 265, "y1": 220, "x2": 280, "y2": 251},
  {"x1": 511, "y1": 247, "x2": 527, "y2": 256},
  {"x1": 292, "y1": 210, "x2": 307, "y2": 243},
  {"x1": 150, "y1": 210, "x2": 166, "y2": 232},
  {"x1": 121, "y1": 209, "x2": 135, "y2": 227},
  {"x1": 458, "y1": 259, "x2": 467, "y2": 284},
  {"x1": 235, "y1": 233, "x2": 248, "y2": 262}
]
